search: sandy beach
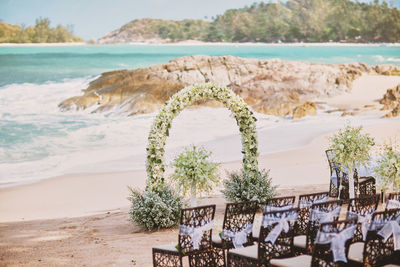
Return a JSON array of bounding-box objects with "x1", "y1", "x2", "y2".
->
[{"x1": 1, "y1": 74, "x2": 400, "y2": 266}]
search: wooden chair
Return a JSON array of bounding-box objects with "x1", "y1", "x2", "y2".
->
[
  {"x1": 293, "y1": 200, "x2": 343, "y2": 255},
  {"x1": 227, "y1": 208, "x2": 299, "y2": 267},
  {"x1": 346, "y1": 194, "x2": 380, "y2": 243},
  {"x1": 270, "y1": 218, "x2": 357, "y2": 267},
  {"x1": 347, "y1": 208, "x2": 400, "y2": 266},
  {"x1": 296, "y1": 192, "x2": 330, "y2": 237},
  {"x1": 252, "y1": 196, "x2": 296, "y2": 241},
  {"x1": 386, "y1": 192, "x2": 400, "y2": 210},
  {"x1": 152, "y1": 205, "x2": 216, "y2": 267},
  {"x1": 211, "y1": 201, "x2": 258, "y2": 266},
  {"x1": 335, "y1": 165, "x2": 376, "y2": 201}
]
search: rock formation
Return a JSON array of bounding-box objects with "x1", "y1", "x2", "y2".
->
[
  {"x1": 381, "y1": 84, "x2": 400, "y2": 117},
  {"x1": 59, "y1": 55, "x2": 389, "y2": 117},
  {"x1": 292, "y1": 102, "x2": 317, "y2": 119}
]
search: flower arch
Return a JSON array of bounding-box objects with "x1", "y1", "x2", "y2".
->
[{"x1": 146, "y1": 83, "x2": 258, "y2": 189}]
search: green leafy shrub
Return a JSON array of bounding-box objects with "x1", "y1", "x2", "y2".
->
[
  {"x1": 329, "y1": 125, "x2": 375, "y2": 198},
  {"x1": 374, "y1": 144, "x2": 400, "y2": 192},
  {"x1": 128, "y1": 184, "x2": 184, "y2": 230},
  {"x1": 170, "y1": 145, "x2": 219, "y2": 207},
  {"x1": 222, "y1": 169, "x2": 276, "y2": 203}
]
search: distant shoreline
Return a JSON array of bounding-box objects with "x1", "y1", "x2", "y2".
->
[{"x1": 1, "y1": 41, "x2": 400, "y2": 47}]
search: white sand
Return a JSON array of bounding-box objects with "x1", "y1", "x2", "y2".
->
[
  {"x1": 323, "y1": 75, "x2": 400, "y2": 110},
  {"x1": 0, "y1": 75, "x2": 400, "y2": 223}
]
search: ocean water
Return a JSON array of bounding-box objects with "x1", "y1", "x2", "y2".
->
[{"x1": 1, "y1": 44, "x2": 399, "y2": 186}]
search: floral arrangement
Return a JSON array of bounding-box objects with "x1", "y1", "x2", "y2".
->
[
  {"x1": 374, "y1": 143, "x2": 400, "y2": 192},
  {"x1": 329, "y1": 125, "x2": 375, "y2": 198},
  {"x1": 222, "y1": 169, "x2": 276, "y2": 204},
  {"x1": 128, "y1": 184, "x2": 184, "y2": 230},
  {"x1": 146, "y1": 83, "x2": 259, "y2": 189},
  {"x1": 170, "y1": 145, "x2": 219, "y2": 207}
]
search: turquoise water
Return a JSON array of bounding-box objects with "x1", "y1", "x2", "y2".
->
[
  {"x1": 1, "y1": 44, "x2": 399, "y2": 86},
  {"x1": 0, "y1": 44, "x2": 399, "y2": 185}
]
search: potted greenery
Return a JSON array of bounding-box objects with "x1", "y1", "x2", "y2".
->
[
  {"x1": 170, "y1": 145, "x2": 219, "y2": 207},
  {"x1": 329, "y1": 125, "x2": 375, "y2": 199},
  {"x1": 374, "y1": 143, "x2": 400, "y2": 198}
]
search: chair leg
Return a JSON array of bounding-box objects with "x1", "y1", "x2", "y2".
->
[
  {"x1": 189, "y1": 248, "x2": 226, "y2": 267},
  {"x1": 153, "y1": 248, "x2": 181, "y2": 267}
]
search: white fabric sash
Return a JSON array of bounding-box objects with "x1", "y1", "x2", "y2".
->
[
  {"x1": 221, "y1": 223, "x2": 253, "y2": 248},
  {"x1": 310, "y1": 206, "x2": 341, "y2": 224},
  {"x1": 387, "y1": 199, "x2": 400, "y2": 210},
  {"x1": 179, "y1": 220, "x2": 214, "y2": 250},
  {"x1": 264, "y1": 203, "x2": 294, "y2": 212},
  {"x1": 378, "y1": 220, "x2": 400, "y2": 250},
  {"x1": 262, "y1": 211, "x2": 298, "y2": 244},
  {"x1": 299, "y1": 195, "x2": 329, "y2": 208},
  {"x1": 316, "y1": 225, "x2": 356, "y2": 263},
  {"x1": 347, "y1": 211, "x2": 374, "y2": 241}
]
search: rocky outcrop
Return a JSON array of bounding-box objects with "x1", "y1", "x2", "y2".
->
[
  {"x1": 292, "y1": 102, "x2": 317, "y2": 119},
  {"x1": 383, "y1": 104, "x2": 400, "y2": 118},
  {"x1": 375, "y1": 65, "x2": 400, "y2": 76},
  {"x1": 380, "y1": 84, "x2": 400, "y2": 110},
  {"x1": 59, "y1": 55, "x2": 377, "y2": 117}
]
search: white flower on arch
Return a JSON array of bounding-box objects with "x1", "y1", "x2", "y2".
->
[{"x1": 146, "y1": 83, "x2": 259, "y2": 189}]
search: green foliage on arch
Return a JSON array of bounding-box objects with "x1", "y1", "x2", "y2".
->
[{"x1": 146, "y1": 83, "x2": 259, "y2": 189}]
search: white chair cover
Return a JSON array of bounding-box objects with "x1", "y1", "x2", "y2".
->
[
  {"x1": 299, "y1": 195, "x2": 329, "y2": 209},
  {"x1": 347, "y1": 210, "x2": 374, "y2": 241},
  {"x1": 264, "y1": 203, "x2": 294, "y2": 212},
  {"x1": 315, "y1": 225, "x2": 356, "y2": 263},
  {"x1": 377, "y1": 219, "x2": 400, "y2": 250},
  {"x1": 386, "y1": 199, "x2": 400, "y2": 210},
  {"x1": 221, "y1": 223, "x2": 253, "y2": 248},
  {"x1": 310, "y1": 206, "x2": 341, "y2": 224},
  {"x1": 179, "y1": 220, "x2": 214, "y2": 250},
  {"x1": 262, "y1": 210, "x2": 298, "y2": 244}
]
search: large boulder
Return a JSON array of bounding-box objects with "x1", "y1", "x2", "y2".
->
[
  {"x1": 59, "y1": 55, "x2": 375, "y2": 117},
  {"x1": 292, "y1": 102, "x2": 317, "y2": 119},
  {"x1": 380, "y1": 84, "x2": 400, "y2": 110}
]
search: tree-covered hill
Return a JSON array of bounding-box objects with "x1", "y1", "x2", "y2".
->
[
  {"x1": 99, "y1": 0, "x2": 400, "y2": 43},
  {"x1": 0, "y1": 17, "x2": 83, "y2": 43}
]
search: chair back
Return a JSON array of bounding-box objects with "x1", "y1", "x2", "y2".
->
[
  {"x1": 386, "y1": 192, "x2": 400, "y2": 210},
  {"x1": 312, "y1": 218, "x2": 357, "y2": 266},
  {"x1": 346, "y1": 195, "x2": 380, "y2": 242},
  {"x1": 220, "y1": 201, "x2": 258, "y2": 249},
  {"x1": 263, "y1": 196, "x2": 295, "y2": 212},
  {"x1": 363, "y1": 208, "x2": 400, "y2": 266},
  {"x1": 297, "y1": 192, "x2": 329, "y2": 235},
  {"x1": 178, "y1": 204, "x2": 215, "y2": 256},
  {"x1": 258, "y1": 208, "x2": 299, "y2": 263},
  {"x1": 306, "y1": 200, "x2": 343, "y2": 253}
]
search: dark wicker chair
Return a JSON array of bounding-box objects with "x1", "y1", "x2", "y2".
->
[
  {"x1": 335, "y1": 165, "x2": 376, "y2": 201},
  {"x1": 227, "y1": 208, "x2": 299, "y2": 267},
  {"x1": 386, "y1": 192, "x2": 400, "y2": 210},
  {"x1": 296, "y1": 192, "x2": 330, "y2": 237},
  {"x1": 153, "y1": 205, "x2": 216, "y2": 267},
  {"x1": 326, "y1": 149, "x2": 339, "y2": 198},
  {"x1": 270, "y1": 218, "x2": 357, "y2": 267},
  {"x1": 252, "y1": 196, "x2": 296, "y2": 241},
  {"x1": 293, "y1": 200, "x2": 343, "y2": 255},
  {"x1": 211, "y1": 201, "x2": 258, "y2": 266},
  {"x1": 348, "y1": 208, "x2": 400, "y2": 266},
  {"x1": 345, "y1": 194, "x2": 380, "y2": 243}
]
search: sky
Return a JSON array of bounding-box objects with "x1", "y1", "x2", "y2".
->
[{"x1": 1, "y1": 0, "x2": 399, "y2": 41}]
